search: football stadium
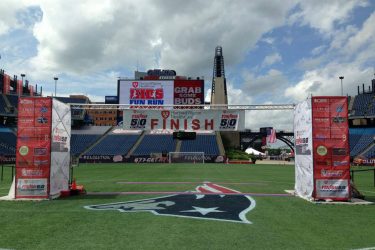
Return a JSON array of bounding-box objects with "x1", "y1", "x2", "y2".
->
[{"x1": 0, "y1": 46, "x2": 375, "y2": 250}]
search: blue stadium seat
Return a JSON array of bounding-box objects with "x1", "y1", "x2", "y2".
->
[
  {"x1": 352, "y1": 93, "x2": 375, "y2": 116},
  {"x1": 0, "y1": 96, "x2": 7, "y2": 114},
  {"x1": 133, "y1": 135, "x2": 176, "y2": 156},
  {"x1": 71, "y1": 134, "x2": 101, "y2": 156},
  {"x1": 180, "y1": 135, "x2": 220, "y2": 155},
  {"x1": 84, "y1": 134, "x2": 139, "y2": 156},
  {"x1": 0, "y1": 131, "x2": 16, "y2": 155}
]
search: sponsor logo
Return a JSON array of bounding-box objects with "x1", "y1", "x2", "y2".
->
[
  {"x1": 321, "y1": 170, "x2": 344, "y2": 177},
  {"x1": 21, "y1": 169, "x2": 43, "y2": 177},
  {"x1": 316, "y1": 146, "x2": 328, "y2": 156},
  {"x1": 333, "y1": 117, "x2": 346, "y2": 123},
  {"x1": 313, "y1": 98, "x2": 328, "y2": 103},
  {"x1": 37, "y1": 117, "x2": 48, "y2": 124},
  {"x1": 18, "y1": 135, "x2": 30, "y2": 141},
  {"x1": 333, "y1": 161, "x2": 349, "y2": 167},
  {"x1": 19, "y1": 146, "x2": 29, "y2": 156},
  {"x1": 134, "y1": 157, "x2": 168, "y2": 163},
  {"x1": 316, "y1": 160, "x2": 331, "y2": 166},
  {"x1": 161, "y1": 110, "x2": 170, "y2": 119},
  {"x1": 33, "y1": 159, "x2": 49, "y2": 166},
  {"x1": 336, "y1": 105, "x2": 343, "y2": 113},
  {"x1": 85, "y1": 183, "x2": 256, "y2": 224},
  {"x1": 20, "y1": 99, "x2": 33, "y2": 105},
  {"x1": 332, "y1": 148, "x2": 347, "y2": 156},
  {"x1": 132, "y1": 82, "x2": 139, "y2": 88},
  {"x1": 113, "y1": 155, "x2": 123, "y2": 162},
  {"x1": 34, "y1": 148, "x2": 47, "y2": 156},
  {"x1": 40, "y1": 106, "x2": 48, "y2": 113}
]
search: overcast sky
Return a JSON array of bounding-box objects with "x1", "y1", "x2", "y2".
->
[{"x1": 0, "y1": 0, "x2": 374, "y2": 130}]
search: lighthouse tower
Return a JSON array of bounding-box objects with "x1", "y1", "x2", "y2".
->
[{"x1": 210, "y1": 46, "x2": 228, "y2": 108}]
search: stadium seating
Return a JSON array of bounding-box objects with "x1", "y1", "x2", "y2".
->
[
  {"x1": 180, "y1": 135, "x2": 220, "y2": 155},
  {"x1": 0, "y1": 129, "x2": 16, "y2": 155},
  {"x1": 364, "y1": 146, "x2": 375, "y2": 159},
  {"x1": 6, "y1": 95, "x2": 18, "y2": 108},
  {"x1": 133, "y1": 135, "x2": 176, "y2": 155},
  {"x1": 350, "y1": 134, "x2": 374, "y2": 157},
  {"x1": 70, "y1": 134, "x2": 101, "y2": 156},
  {"x1": 351, "y1": 93, "x2": 375, "y2": 116},
  {"x1": 84, "y1": 134, "x2": 139, "y2": 156},
  {"x1": 0, "y1": 95, "x2": 7, "y2": 114}
]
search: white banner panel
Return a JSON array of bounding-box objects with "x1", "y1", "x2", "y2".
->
[
  {"x1": 119, "y1": 80, "x2": 174, "y2": 106},
  {"x1": 315, "y1": 179, "x2": 349, "y2": 199},
  {"x1": 123, "y1": 109, "x2": 245, "y2": 131},
  {"x1": 50, "y1": 99, "x2": 71, "y2": 198},
  {"x1": 294, "y1": 100, "x2": 314, "y2": 200}
]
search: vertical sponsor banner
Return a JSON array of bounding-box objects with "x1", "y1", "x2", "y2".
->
[
  {"x1": 294, "y1": 100, "x2": 314, "y2": 200},
  {"x1": 16, "y1": 97, "x2": 52, "y2": 199},
  {"x1": 123, "y1": 109, "x2": 245, "y2": 131},
  {"x1": 3, "y1": 74, "x2": 11, "y2": 94},
  {"x1": 50, "y1": 99, "x2": 71, "y2": 198},
  {"x1": 17, "y1": 80, "x2": 23, "y2": 96},
  {"x1": 173, "y1": 80, "x2": 204, "y2": 106},
  {"x1": 312, "y1": 97, "x2": 350, "y2": 201}
]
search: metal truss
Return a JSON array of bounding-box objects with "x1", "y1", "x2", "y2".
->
[{"x1": 69, "y1": 103, "x2": 295, "y2": 111}]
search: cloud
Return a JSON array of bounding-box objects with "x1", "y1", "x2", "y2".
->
[
  {"x1": 241, "y1": 69, "x2": 289, "y2": 99},
  {"x1": 288, "y1": 0, "x2": 368, "y2": 34},
  {"x1": 261, "y1": 52, "x2": 282, "y2": 67},
  {"x1": 28, "y1": 0, "x2": 297, "y2": 78},
  {"x1": 285, "y1": 63, "x2": 373, "y2": 102}
]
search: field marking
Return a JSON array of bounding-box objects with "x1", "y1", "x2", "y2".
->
[
  {"x1": 86, "y1": 191, "x2": 292, "y2": 197},
  {"x1": 351, "y1": 247, "x2": 375, "y2": 250},
  {"x1": 116, "y1": 181, "x2": 268, "y2": 186},
  {"x1": 361, "y1": 190, "x2": 375, "y2": 194}
]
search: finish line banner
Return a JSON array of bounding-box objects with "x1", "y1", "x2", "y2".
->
[{"x1": 123, "y1": 109, "x2": 245, "y2": 131}]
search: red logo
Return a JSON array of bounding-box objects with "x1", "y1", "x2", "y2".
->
[
  {"x1": 161, "y1": 110, "x2": 170, "y2": 119},
  {"x1": 132, "y1": 82, "x2": 139, "y2": 88}
]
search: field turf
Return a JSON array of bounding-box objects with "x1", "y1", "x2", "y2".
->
[{"x1": 0, "y1": 163, "x2": 375, "y2": 250}]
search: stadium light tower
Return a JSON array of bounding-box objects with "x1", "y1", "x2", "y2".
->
[
  {"x1": 339, "y1": 76, "x2": 344, "y2": 96},
  {"x1": 54, "y1": 77, "x2": 58, "y2": 96}
]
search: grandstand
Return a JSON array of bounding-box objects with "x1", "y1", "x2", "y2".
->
[{"x1": 0, "y1": 127, "x2": 16, "y2": 156}]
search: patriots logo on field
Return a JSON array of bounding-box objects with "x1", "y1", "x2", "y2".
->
[{"x1": 84, "y1": 183, "x2": 256, "y2": 224}]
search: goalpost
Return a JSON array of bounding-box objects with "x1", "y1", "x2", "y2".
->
[{"x1": 169, "y1": 152, "x2": 205, "y2": 164}]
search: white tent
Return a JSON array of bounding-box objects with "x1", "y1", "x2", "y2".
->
[{"x1": 245, "y1": 147, "x2": 265, "y2": 156}]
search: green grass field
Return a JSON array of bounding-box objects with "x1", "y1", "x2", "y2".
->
[{"x1": 1, "y1": 163, "x2": 375, "y2": 250}]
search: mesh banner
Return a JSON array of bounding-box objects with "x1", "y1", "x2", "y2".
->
[
  {"x1": 50, "y1": 99, "x2": 71, "y2": 198},
  {"x1": 294, "y1": 100, "x2": 314, "y2": 200}
]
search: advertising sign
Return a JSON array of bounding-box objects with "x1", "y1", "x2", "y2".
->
[
  {"x1": 311, "y1": 96, "x2": 350, "y2": 201},
  {"x1": 16, "y1": 97, "x2": 52, "y2": 199},
  {"x1": 119, "y1": 80, "x2": 174, "y2": 107},
  {"x1": 173, "y1": 80, "x2": 204, "y2": 106},
  {"x1": 123, "y1": 109, "x2": 245, "y2": 131}
]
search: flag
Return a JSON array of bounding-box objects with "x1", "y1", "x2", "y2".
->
[{"x1": 267, "y1": 128, "x2": 277, "y2": 144}]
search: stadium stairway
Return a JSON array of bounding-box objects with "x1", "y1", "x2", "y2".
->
[
  {"x1": 125, "y1": 131, "x2": 147, "y2": 157},
  {"x1": 77, "y1": 126, "x2": 114, "y2": 158},
  {"x1": 359, "y1": 141, "x2": 375, "y2": 158},
  {"x1": 215, "y1": 131, "x2": 226, "y2": 155},
  {"x1": 348, "y1": 96, "x2": 355, "y2": 115},
  {"x1": 174, "y1": 139, "x2": 182, "y2": 153},
  {"x1": 1, "y1": 94, "x2": 15, "y2": 114}
]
